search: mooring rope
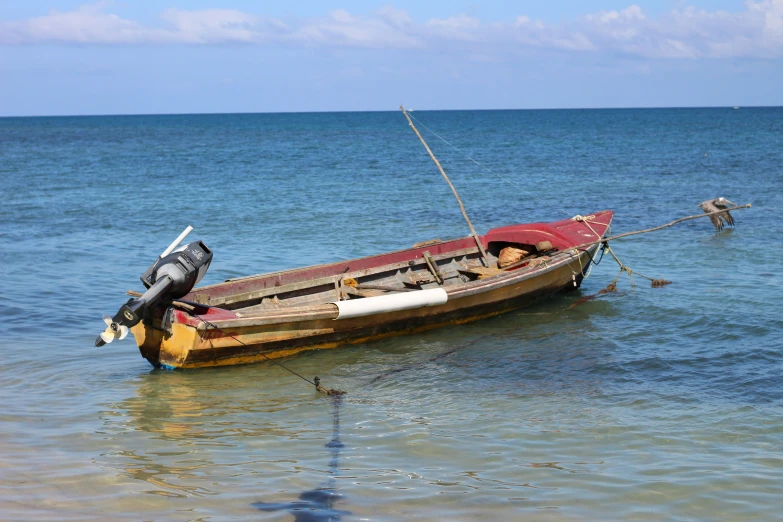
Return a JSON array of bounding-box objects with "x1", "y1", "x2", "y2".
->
[
  {"x1": 603, "y1": 243, "x2": 671, "y2": 288},
  {"x1": 559, "y1": 204, "x2": 751, "y2": 292},
  {"x1": 558, "y1": 214, "x2": 608, "y2": 284},
  {"x1": 571, "y1": 215, "x2": 640, "y2": 287},
  {"x1": 569, "y1": 204, "x2": 752, "y2": 253},
  {"x1": 199, "y1": 317, "x2": 345, "y2": 395},
  {"x1": 572, "y1": 214, "x2": 609, "y2": 240}
]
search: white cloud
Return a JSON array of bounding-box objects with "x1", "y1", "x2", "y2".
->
[
  {"x1": 291, "y1": 9, "x2": 420, "y2": 49},
  {"x1": 2, "y1": 4, "x2": 152, "y2": 44},
  {"x1": 377, "y1": 5, "x2": 413, "y2": 29},
  {"x1": 1, "y1": 1, "x2": 782, "y2": 59},
  {"x1": 425, "y1": 14, "x2": 481, "y2": 31},
  {"x1": 158, "y1": 9, "x2": 287, "y2": 44},
  {"x1": 0, "y1": 4, "x2": 289, "y2": 45}
]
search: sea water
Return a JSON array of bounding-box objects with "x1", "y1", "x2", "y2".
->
[{"x1": 1, "y1": 108, "x2": 781, "y2": 520}]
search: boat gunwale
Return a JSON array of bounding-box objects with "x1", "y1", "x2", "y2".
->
[
  {"x1": 192, "y1": 239, "x2": 480, "y2": 294},
  {"x1": 191, "y1": 241, "x2": 603, "y2": 331},
  {"x1": 203, "y1": 245, "x2": 484, "y2": 307},
  {"x1": 188, "y1": 210, "x2": 614, "y2": 308}
]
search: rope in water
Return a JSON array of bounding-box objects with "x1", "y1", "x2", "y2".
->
[
  {"x1": 570, "y1": 214, "x2": 670, "y2": 288},
  {"x1": 567, "y1": 206, "x2": 750, "y2": 290},
  {"x1": 199, "y1": 317, "x2": 345, "y2": 395},
  {"x1": 607, "y1": 243, "x2": 670, "y2": 286}
]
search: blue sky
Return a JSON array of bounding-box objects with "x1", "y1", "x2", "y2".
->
[{"x1": 1, "y1": 1, "x2": 781, "y2": 116}]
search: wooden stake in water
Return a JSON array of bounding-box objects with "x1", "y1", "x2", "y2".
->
[{"x1": 400, "y1": 106, "x2": 491, "y2": 267}]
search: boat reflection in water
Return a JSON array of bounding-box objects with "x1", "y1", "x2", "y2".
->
[
  {"x1": 101, "y1": 372, "x2": 220, "y2": 498},
  {"x1": 99, "y1": 367, "x2": 351, "y2": 515}
]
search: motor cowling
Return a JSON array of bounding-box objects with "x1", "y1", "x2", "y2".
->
[
  {"x1": 95, "y1": 239, "x2": 212, "y2": 347},
  {"x1": 140, "y1": 240, "x2": 213, "y2": 295}
]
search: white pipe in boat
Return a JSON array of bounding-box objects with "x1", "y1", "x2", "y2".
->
[
  {"x1": 333, "y1": 288, "x2": 448, "y2": 320},
  {"x1": 160, "y1": 226, "x2": 193, "y2": 258}
]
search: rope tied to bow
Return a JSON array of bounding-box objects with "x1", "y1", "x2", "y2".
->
[{"x1": 603, "y1": 243, "x2": 671, "y2": 290}]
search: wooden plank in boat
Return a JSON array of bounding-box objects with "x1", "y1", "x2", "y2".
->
[
  {"x1": 221, "y1": 304, "x2": 339, "y2": 326},
  {"x1": 457, "y1": 263, "x2": 506, "y2": 278},
  {"x1": 208, "y1": 274, "x2": 338, "y2": 306},
  {"x1": 422, "y1": 250, "x2": 444, "y2": 284},
  {"x1": 404, "y1": 272, "x2": 436, "y2": 287},
  {"x1": 343, "y1": 286, "x2": 388, "y2": 298}
]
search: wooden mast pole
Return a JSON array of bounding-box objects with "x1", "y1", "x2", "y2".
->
[{"x1": 400, "y1": 106, "x2": 491, "y2": 267}]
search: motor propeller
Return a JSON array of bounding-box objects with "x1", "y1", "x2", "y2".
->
[
  {"x1": 95, "y1": 226, "x2": 213, "y2": 347},
  {"x1": 98, "y1": 315, "x2": 128, "y2": 344}
]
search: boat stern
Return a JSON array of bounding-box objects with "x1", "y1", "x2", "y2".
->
[{"x1": 131, "y1": 309, "x2": 204, "y2": 369}]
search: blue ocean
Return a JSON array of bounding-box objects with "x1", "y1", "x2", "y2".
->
[{"x1": 1, "y1": 108, "x2": 781, "y2": 520}]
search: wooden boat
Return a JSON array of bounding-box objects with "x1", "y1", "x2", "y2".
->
[
  {"x1": 93, "y1": 108, "x2": 615, "y2": 369},
  {"x1": 132, "y1": 211, "x2": 613, "y2": 369}
]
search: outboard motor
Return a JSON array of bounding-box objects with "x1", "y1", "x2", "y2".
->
[{"x1": 95, "y1": 226, "x2": 213, "y2": 346}]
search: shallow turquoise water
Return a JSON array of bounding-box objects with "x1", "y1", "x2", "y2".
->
[{"x1": 1, "y1": 108, "x2": 781, "y2": 520}]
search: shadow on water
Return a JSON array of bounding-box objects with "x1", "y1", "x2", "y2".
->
[{"x1": 252, "y1": 396, "x2": 350, "y2": 521}]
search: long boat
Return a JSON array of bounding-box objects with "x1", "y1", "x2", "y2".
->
[
  {"x1": 96, "y1": 107, "x2": 613, "y2": 369},
  {"x1": 128, "y1": 212, "x2": 612, "y2": 369}
]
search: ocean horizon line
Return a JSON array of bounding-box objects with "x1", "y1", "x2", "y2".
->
[{"x1": 1, "y1": 104, "x2": 780, "y2": 119}]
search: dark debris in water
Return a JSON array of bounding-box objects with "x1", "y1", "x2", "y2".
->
[
  {"x1": 253, "y1": 488, "x2": 350, "y2": 522},
  {"x1": 314, "y1": 376, "x2": 346, "y2": 396},
  {"x1": 568, "y1": 282, "x2": 617, "y2": 309},
  {"x1": 253, "y1": 394, "x2": 348, "y2": 521}
]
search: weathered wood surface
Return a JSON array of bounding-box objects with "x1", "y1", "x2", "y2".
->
[
  {"x1": 343, "y1": 286, "x2": 388, "y2": 298},
  {"x1": 422, "y1": 251, "x2": 444, "y2": 284},
  {"x1": 204, "y1": 246, "x2": 483, "y2": 307},
  {"x1": 210, "y1": 303, "x2": 339, "y2": 327},
  {"x1": 457, "y1": 264, "x2": 505, "y2": 278},
  {"x1": 354, "y1": 284, "x2": 413, "y2": 293}
]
